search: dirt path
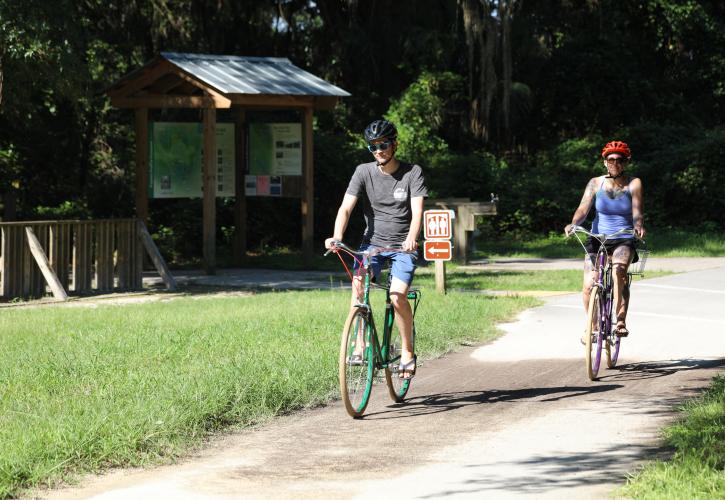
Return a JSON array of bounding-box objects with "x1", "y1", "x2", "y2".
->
[{"x1": 31, "y1": 265, "x2": 725, "y2": 499}]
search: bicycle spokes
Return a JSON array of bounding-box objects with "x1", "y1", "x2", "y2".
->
[{"x1": 340, "y1": 310, "x2": 374, "y2": 417}]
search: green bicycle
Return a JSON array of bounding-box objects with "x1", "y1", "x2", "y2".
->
[{"x1": 326, "y1": 241, "x2": 421, "y2": 418}]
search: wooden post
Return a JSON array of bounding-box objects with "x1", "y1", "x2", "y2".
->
[
  {"x1": 25, "y1": 227, "x2": 68, "y2": 300},
  {"x1": 0, "y1": 226, "x2": 10, "y2": 296},
  {"x1": 454, "y1": 205, "x2": 469, "y2": 263},
  {"x1": 301, "y1": 107, "x2": 314, "y2": 264},
  {"x1": 233, "y1": 108, "x2": 247, "y2": 266},
  {"x1": 73, "y1": 222, "x2": 92, "y2": 293},
  {"x1": 435, "y1": 260, "x2": 447, "y2": 294},
  {"x1": 135, "y1": 108, "x2": 149, "y2": 224},
  {"x1": 202, "y1": 106, "x2": 217, "y2": 274},
  {"x1": 137, "y1": 220, "x2": 177, "y2": 291}
]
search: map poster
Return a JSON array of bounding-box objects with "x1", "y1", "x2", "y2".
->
[
  {"x1": 248, "y1": 123, "x2": 302, "y2": 176},
  {"x1": 149, "y1": 122, "x2": 235, "y2": 198}
]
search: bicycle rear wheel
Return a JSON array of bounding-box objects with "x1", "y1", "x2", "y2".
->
[
  {"x1": 385, "y1": 318, "x2": 415, "y2": 403},
  {"x1": 339, "y1": 308, "x2": 374, "y2": 417},
  {"x1": 585, "y1": 287, "x2": 604, "y2": 380}
]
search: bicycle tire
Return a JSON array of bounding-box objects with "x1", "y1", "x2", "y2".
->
[
  {"x1": 339, "y1": 308, "x2": 375, "y2": 418},
  {"x1": 385, "y1": 319, "x2": 415, "y2": 403},
  {"x1": 605, "y1": 305, "x2": 621, "y2": 368},
  {"x1": 606, "y1": 276, "x2": 629, "y2": 368},
  {"x1": 585, "y1": 287, "x2": 604, "y2": 380}
]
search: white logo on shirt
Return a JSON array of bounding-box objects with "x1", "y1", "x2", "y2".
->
[{"x1": 393, "y1": 188, "x2": 407, "y2": 201}]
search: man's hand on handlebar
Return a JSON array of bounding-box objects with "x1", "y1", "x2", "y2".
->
[
  {"x1": 324, "y1": 237, "x2": 342, "y2": 250},
  {"x1": 401, "y1": 236, "x2": 418, "y2": 252}
]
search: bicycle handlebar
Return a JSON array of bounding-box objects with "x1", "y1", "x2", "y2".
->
[
  {"x1": 323, "y1": 240, "x2": 415, "y2": 257},
  {"x1": 567, "y1": 225, "x2": 643, "y2": 244}
]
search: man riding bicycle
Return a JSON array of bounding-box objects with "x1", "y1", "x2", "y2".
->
[
  {"x1": 564, "y1": 140, "x2": 646, "y2": 338},
  {"x1": 324, "y1": 119, "x2": 428, "y2": 379}
]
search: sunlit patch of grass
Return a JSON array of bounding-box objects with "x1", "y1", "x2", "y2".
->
[
  {"x1": 0, "y1": 289, "x2": 537, "y2": 496},
  {"x1": 619, "y1": 375, "x2": 725, "y2": 499}
]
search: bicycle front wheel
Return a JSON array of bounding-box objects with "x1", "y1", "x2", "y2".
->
[
  {"x1": 385, "y1": 318, "x2": 415, "y2": 403},
  {"x1": 585, "y1": 287, "x2": 604, "y2": 380},
  {"x1": 339, "y1": 308, "x2": 375, "y2": 417},
  {"x1": 607, "y1": 277, "x2": 630, "y2": 368},
  {"x1": 605, "y1": 306, "x2": 621, "y2": 368}
]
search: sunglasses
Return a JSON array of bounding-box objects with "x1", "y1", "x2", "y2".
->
[
  {"x1": 367, "y1": 140, "x2": 394, "y2": 152},
  {"x1": 606, "y1": 157, "x2": 627, "y2": 164}
]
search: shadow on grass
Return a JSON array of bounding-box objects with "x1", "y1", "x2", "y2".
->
[{"x1": 362, "y1": 384, "x2": 622, "y2": 420}]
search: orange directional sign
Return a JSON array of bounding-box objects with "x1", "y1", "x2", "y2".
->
[
  {"x1": 424, "y1": 210, "x2": 454, "y2": 240},
  {"x1": 424, "y1": 240, "x2": 452, "y2": 261}
]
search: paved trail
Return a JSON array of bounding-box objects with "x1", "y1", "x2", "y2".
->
[{"x1": 35, "y1": 264, "x2": 725, "y2": 499}]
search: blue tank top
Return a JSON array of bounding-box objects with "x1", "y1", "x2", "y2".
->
[{"x1": 592, "y1": 178, "x2": 634, "y2": 238}]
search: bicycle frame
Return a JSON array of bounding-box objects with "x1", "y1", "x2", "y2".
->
[
  {"x1": 352, "y1": 248, "x2": 420, "y2": 372},
  {"x1": 569, "y1": 226, "x2": 640, "y2": 378},
  {"x1": 326, "y1": 240, "x2": 421, "y2": 416}
]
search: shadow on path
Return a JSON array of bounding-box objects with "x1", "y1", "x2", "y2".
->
[
  {"x1": 418, "y1": 442, "x2": 671, "y2": 498},
  {"x1": 363, "y1": 384, "x2": 622, "y2": 420},
  {"x1": 597, "y1": 357, "x2": 725, "y2": 383}
]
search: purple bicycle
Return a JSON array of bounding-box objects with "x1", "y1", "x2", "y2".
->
[{"x1": 568, "y1": 226, "x2": 648, "y2": 380}]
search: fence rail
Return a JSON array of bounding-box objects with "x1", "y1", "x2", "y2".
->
[{"x1": 0, "y1": 219, "x2": 174, "y2": 300}]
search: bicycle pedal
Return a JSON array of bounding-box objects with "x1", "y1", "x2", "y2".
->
[{"x1": 347, "y1": 354, "x2": 365, "y2": 366}]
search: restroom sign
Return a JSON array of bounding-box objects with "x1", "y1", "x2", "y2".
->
[{"x1": 424, "y1": 210, "x2": 454, "y2": 240}]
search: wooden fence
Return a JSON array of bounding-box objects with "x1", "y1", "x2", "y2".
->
[{"x1": 0, "y1": 219, "x2": 175, "y2": 300}]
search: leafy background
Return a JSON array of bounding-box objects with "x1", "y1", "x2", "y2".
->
[{"x1": 1, "y1": 0, "x2": 723, "y2": 265}]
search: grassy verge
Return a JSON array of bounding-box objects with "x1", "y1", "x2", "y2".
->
[
  {"x1": 472, "y1": 228, "x2": 725, "y2": 259},
  {"x1": 229, "y1": 228, "x2": 725, "y2": 272},
  {"x1": 413, "y1": 269, "x2": 671, "y2": 292},
  {"x1": 0, "y1": 289, "x2": 538, "y2": 497},
  {"x1": 619, "y1": 375, "x2": 725, "y2": 499}
]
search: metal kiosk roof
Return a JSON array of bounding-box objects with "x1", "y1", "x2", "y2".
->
[{"x1": 107, "y1": 53, "x2": 350, "y2": 273}]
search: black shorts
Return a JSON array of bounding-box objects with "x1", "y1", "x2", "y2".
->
[{"x1": 585, "y1": 237, "x2": 640, "y2": 264}]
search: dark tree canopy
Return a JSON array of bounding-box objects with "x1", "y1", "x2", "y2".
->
[{"x1": 1, "y1": 0, "x2": 724, "y2": 261}]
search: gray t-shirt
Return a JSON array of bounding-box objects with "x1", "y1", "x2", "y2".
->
[{"x1": 346, "y1": 161, "x2": 428, "y2": 246}]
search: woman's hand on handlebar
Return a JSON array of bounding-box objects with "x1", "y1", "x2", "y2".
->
[{"x1": 565, "y1": 224, "x2": 584, "y2": 237}]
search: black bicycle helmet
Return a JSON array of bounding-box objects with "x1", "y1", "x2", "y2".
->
[{"x1": 363, "y1": 119, "x2": 397, "y2": 142}]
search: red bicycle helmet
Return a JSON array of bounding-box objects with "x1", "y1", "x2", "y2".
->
[{"x1": 601, "y1": 140, "x2": 632, "y2": 159}]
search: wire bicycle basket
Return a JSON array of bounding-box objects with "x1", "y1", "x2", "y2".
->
[{"x1": 629, "y1": 249, "x2": 650, "y2": 275}]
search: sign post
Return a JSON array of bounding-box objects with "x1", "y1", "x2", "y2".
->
[{"x1": 423, "y1": 210, "x2": 454, "y2": 294}]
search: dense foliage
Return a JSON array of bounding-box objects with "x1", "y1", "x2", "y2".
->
[{"x1": 1, "y1": 1, "x2": 724, "y2": 264}]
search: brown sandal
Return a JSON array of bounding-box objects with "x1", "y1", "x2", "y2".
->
[{"x1": 398, "y1": 355, "x2": 417, "y2": 380}]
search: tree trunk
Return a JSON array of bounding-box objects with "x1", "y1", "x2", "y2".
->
[
  {"x1": 0, "y1": 55, "x2": 4, "y2": 108},
  {"x1": 500, "y1": 0, "x2": 514, "y2": 146},
  {"x1": 460, "y1": 0, "x2": 497, "y2": 143}
]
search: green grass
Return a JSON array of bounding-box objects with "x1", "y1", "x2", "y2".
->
[
  {"x1": 472, "y1": 228, "x2": 725, "y2": 259},
  {"x1": 414, "y1": 269, "x2": 670, "y2": 292},
  {"x1": 214, "y1": 228, "x2": 725, "y2": 273},
  {"x1": 0, "y1": 289, "x2": 538, "y2": 497},
  {"x1": 619, "y1": 375, "x2": 725, "y2": 499}
]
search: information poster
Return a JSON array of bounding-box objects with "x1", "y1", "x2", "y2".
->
[
  {"x1": 149, "y1": 122, "x2": 235, "y2": 198},
  {"x1": 248, "y1": 123, "x2": 302, "y2": 176}
]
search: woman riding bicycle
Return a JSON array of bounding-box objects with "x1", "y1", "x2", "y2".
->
[
  {"x1": 564, "y1": 140, "x2": 646, "y2": 338},
  {"x1": 324, "y1": 119, "x2": 428, "y2": 379}
]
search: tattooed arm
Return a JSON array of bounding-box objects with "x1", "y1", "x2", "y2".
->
[
  {"x1": 564, "y1": 177, "x2": 600, "y2": 235},
  {"x1": 630, "y1": 177, "x2": 646, "y2": 238}
]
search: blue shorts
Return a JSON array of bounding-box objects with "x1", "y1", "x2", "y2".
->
[{"x1": 352, "y1": 244, "x2": 418, "y2": 286}]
